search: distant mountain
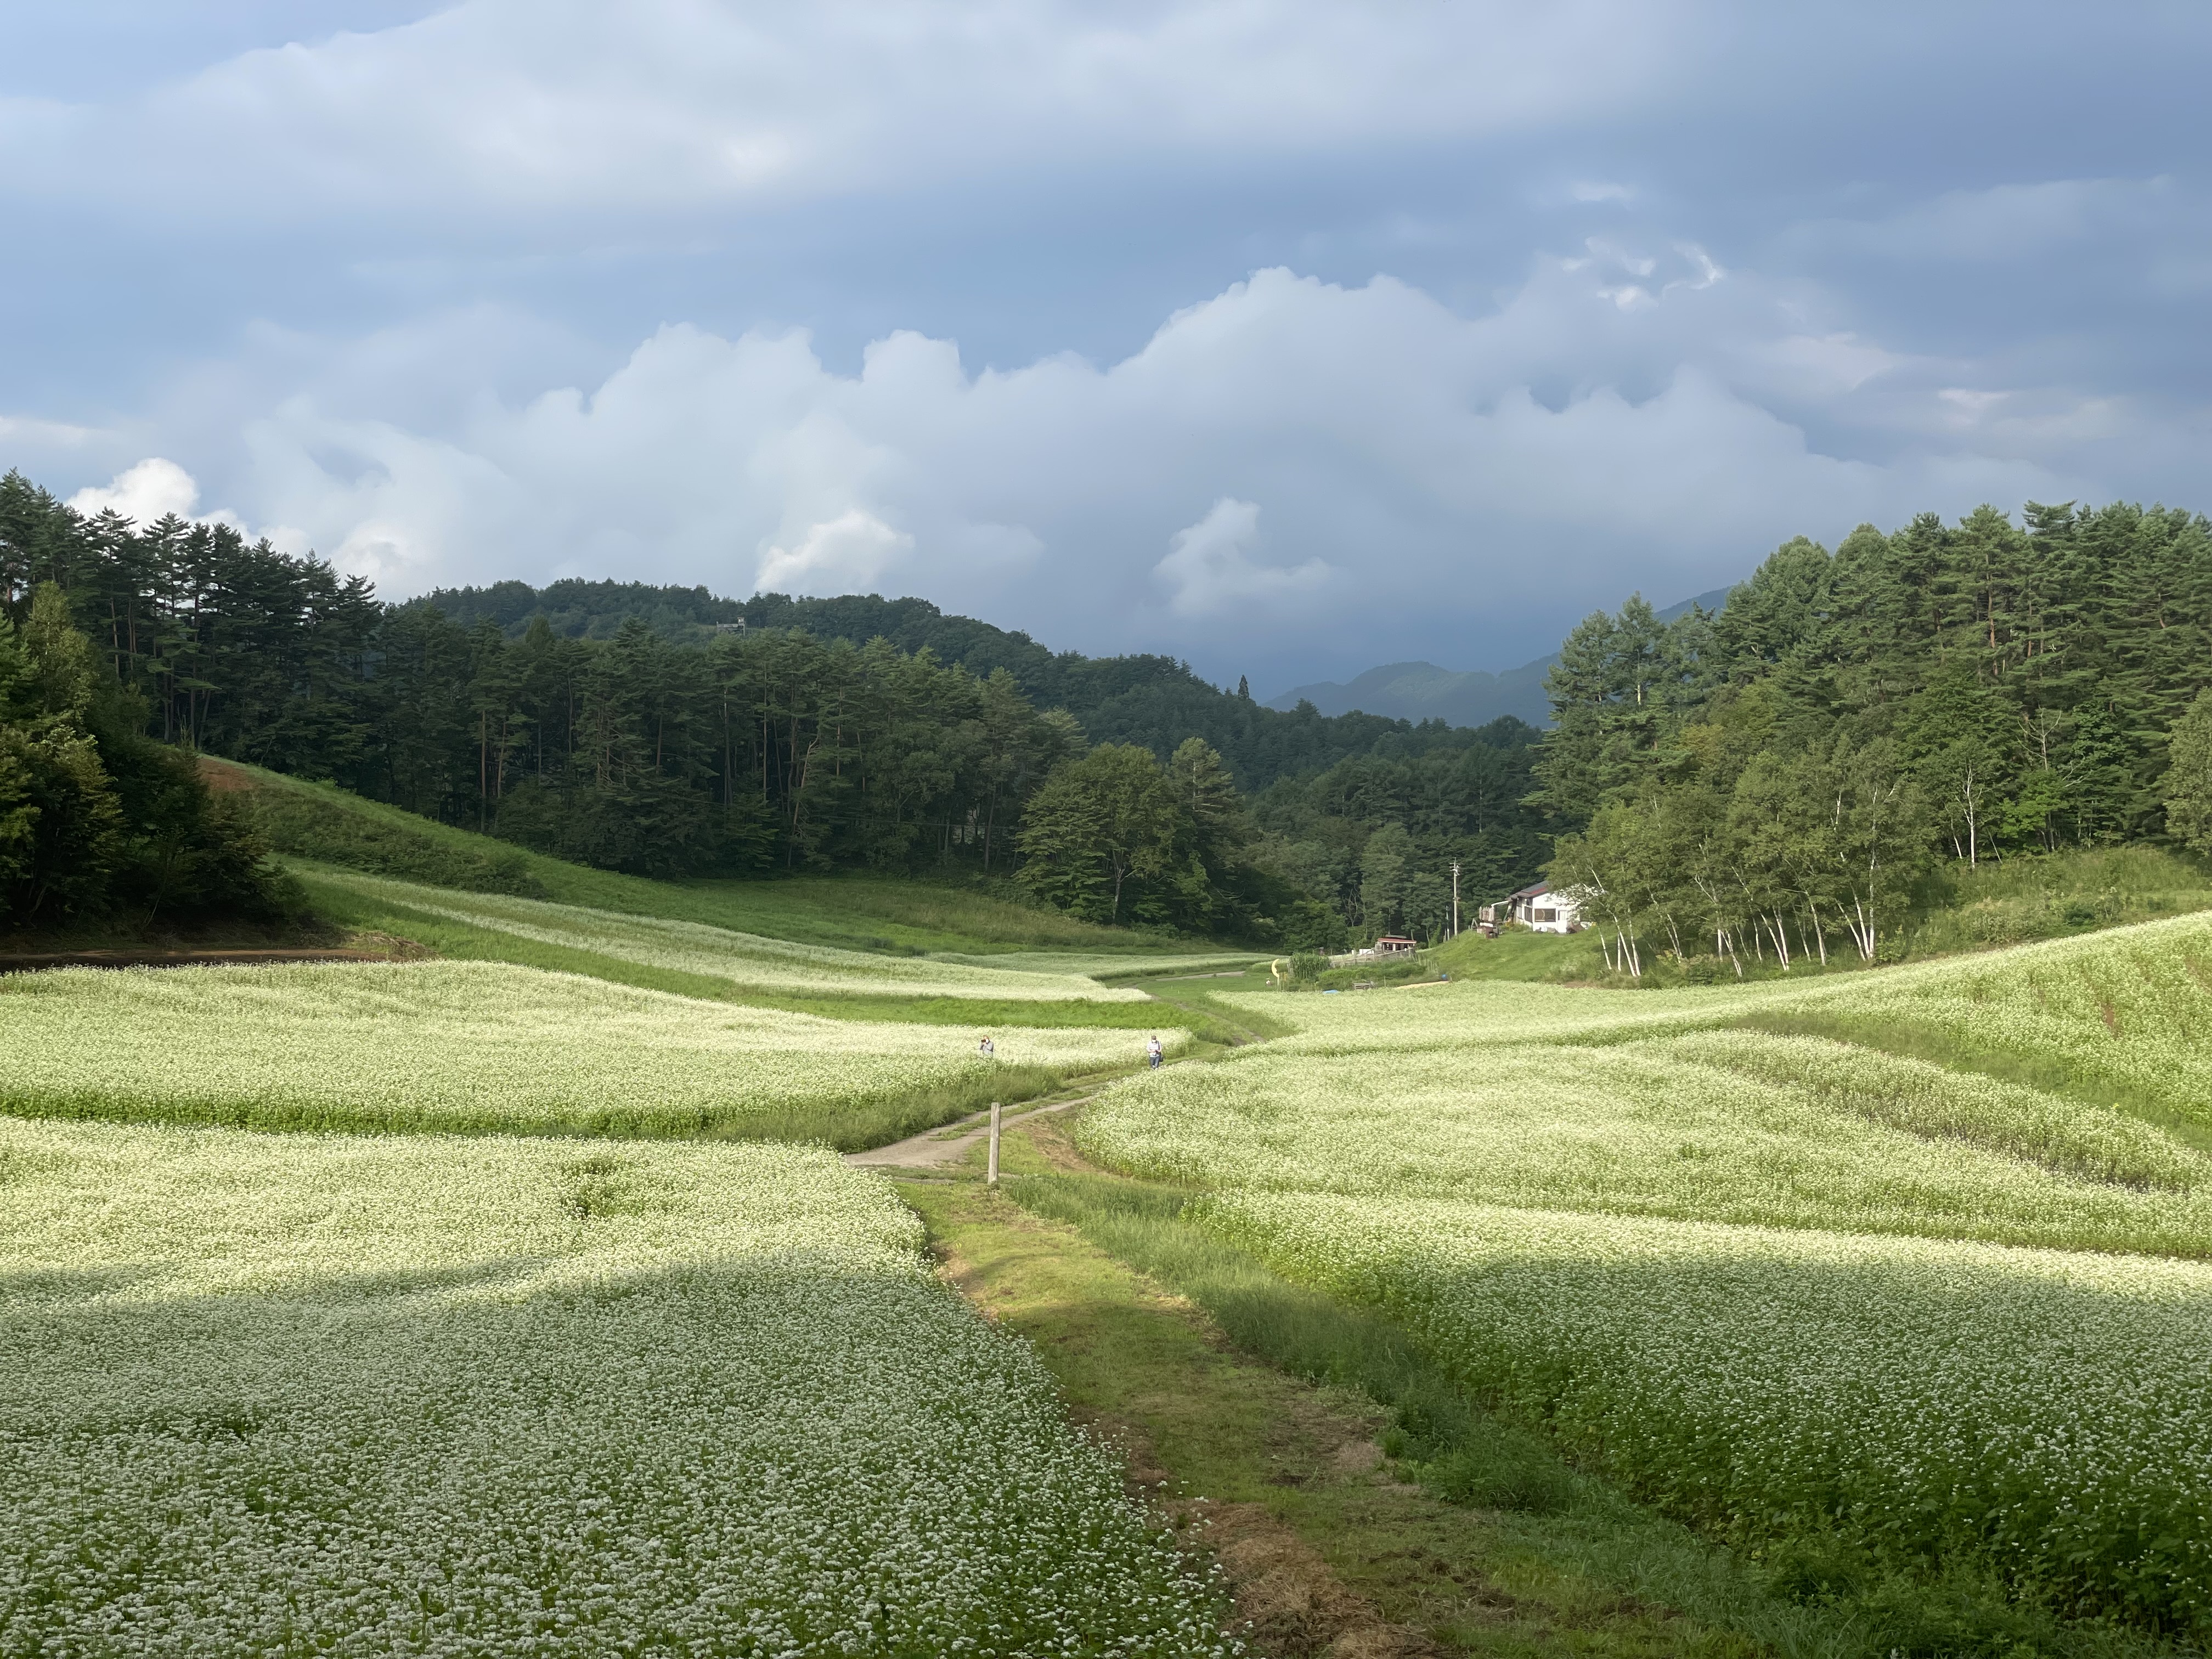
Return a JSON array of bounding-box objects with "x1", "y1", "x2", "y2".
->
[
  {"x1": 1266, "y1": 587, "x2": 1734, "y2": 727},
  {"x1": 1265, "y1": 656, "x2": 1555, "y2": 727}
]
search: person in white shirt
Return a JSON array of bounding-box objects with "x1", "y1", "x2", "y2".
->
[
  {"x1": 978, "y1": 1035, "x2": 996, "y2": 1059},
  {"x1": 1146, "y1": 1034, "x2": 1164, "y2": 1069}
]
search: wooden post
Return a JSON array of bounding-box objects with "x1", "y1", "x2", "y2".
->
[{"x1": 987, "y1": 1102, "x2": 1002, "y2": 1186}]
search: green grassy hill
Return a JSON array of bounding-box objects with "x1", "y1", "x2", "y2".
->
[
  {"x1": 215, "y1": 758, "x2": 1246, "y2": 959},
  {"x1": 212, "y1": 757, "x2": 1256, "y2": 1037}
]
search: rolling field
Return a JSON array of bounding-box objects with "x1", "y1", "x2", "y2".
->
[
  {"x1": 1197, "y1": 1192, "x2": 2212, "y2": 1633},
  {"x1": 1765, "y1": 911, "x2": 2212, "y2": 1139},
  {"x1": 24, "y1": 762, "x2": 2212, "y2": 1650},
  {"x1": 1073, "y1": 912, "x2": 2212, "y2": 1642},
  {"x1": 1079, "y1": 1033, "x2": 2212, "y2": 1256},
  {"x1": 300, "y1": 867, "x2": 1153, "y2": 1002},
  {"x1": 0, "y1": 1119, "x2": 1232, "y2": 1655},
  {"x1": 0, "y1": 961, "x2": 1180, "y2": 1146}
]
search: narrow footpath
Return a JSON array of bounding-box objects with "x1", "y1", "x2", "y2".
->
[{"x1": 843, "y1": 1095, "x2": 1091, "y2": 1171}]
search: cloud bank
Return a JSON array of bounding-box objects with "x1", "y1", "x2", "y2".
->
[
  {"x1": 2, "y1": 1, "x2": 2204, "y2": 685},
  {"x1": 50, "y1": 243, "x2": 2184, "y2": 684}
]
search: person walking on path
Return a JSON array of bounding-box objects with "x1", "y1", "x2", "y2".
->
[
  {"x1": 978, "y1": 1035, "x2": 996, "y2": 1060},
  {"x1": 1146, "y1": 1034, "x2": 1164, "y2": 1069}
]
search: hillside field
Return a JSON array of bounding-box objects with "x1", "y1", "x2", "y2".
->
[
  {"x1": 12, "y1": 759, "x2": 2212, "y2": 1654},
  {"x1": 0, "y1": 961, "x2": 1184, "y2": 1147},
  {"x1": 220, "y1": 758, "x2": 1240, "y2": 962},
  {"x1": 1068, "y1": 913, "x2": 2212, "y2": 1644}
]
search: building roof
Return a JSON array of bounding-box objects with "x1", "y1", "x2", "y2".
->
[{"x1": 1510, "y1": 882, "x2": 1551, "y2": 900}]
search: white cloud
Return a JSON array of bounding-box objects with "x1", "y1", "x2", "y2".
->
[
  {"x1": 1154, "y1": 499, "x2": 1329, "y2": 617},
  {"x1": 757, "y1": 509, "x2": 915, "y2": 594},
  {"x1": 105, "y1": 246, "x2": 2141, "y2": 682},
  {"x1": 66, "y1": 457, "x2": 199, "y2": 522}
]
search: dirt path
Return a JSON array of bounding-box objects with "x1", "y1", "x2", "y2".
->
[{"x1": 844, "y1": 1096, "x2": 1091, "y2": 1170}]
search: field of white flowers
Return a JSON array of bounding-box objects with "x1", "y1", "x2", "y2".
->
[
  {"x1": 1074, "y1": 912, "x2": 2212, "y2": 1638},
  {"x1": 315, "y1": 868, "x2": 1153, "y2": 1001},
  {"x1": 927, "y1": 949, "x2": 1263, "y2": 978},
  {"x1": 0, "y1": 961, "x2": 1178, "y2": 1138},
  {"x1": 1792, "y1": 909, "x2": 2212, "y2": 1128},
  {"x1": 1198, "y1": 1190, "x2": 2212, "y2": 1631},
  {"x1": 1211, "y1": 975, "x2": 1801, "y2": 1054},
  {"x1": 1077, "y1": 1031, "x2": 2212, "y2": 1256},
  {"x1": 0, "y1": 1119, "x2": 1233, "y2": 1656}
]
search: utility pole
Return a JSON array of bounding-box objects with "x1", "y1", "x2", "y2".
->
[
  {"x1": 987, "y1": 1102, "x2": 1002, "y2": 1186},
  {"x1": 1451, "y1": 861, "x2": 1461, "y2": 938}
]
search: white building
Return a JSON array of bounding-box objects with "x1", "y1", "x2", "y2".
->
[{"x1": 1506, "y1": 881, "x2": 1584, "y2": 934}]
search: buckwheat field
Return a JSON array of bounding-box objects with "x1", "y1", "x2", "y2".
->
[
  {"x1": 308, "y1": 868, "x2": 1154, "y2": 1001},
  {"x1": 0, "y1": 961, "x2": 1180, "y2": 1141},
  {"x1": 1075, "y1": 913, "x2": 2212, "y2": 1638},
  {"x1": 0, "y1": 1121, "x2": 1233, "y2": 1657}
]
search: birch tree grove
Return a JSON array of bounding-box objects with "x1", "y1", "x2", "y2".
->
[{"x1": 1535, "y1": 498, "x2": 2212, "y2": 974}]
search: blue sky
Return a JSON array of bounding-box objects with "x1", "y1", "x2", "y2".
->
[{"x1": 2, "y1": 2, "x2": 2205, "y2": 693}]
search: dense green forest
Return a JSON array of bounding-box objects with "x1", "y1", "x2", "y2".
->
[
  {"x1": 18, "y1": 461, "x2": 2204, "y2": 960},
  {"x1": 427, "y1": 580, "x2": 1468, "y2": 792},
  {"x1": 1542, "y1": 500, "x2": 2212, "y2": 973},
  {"x1": 0, "y1": 470, "x2": 1525, "y2": 944},
  {"x1": 1249, "y1": 721, "x2": 1546, "y2": 943},
  {"x1": 0, "y1": 584, "x2": 287, "y2": 930}
]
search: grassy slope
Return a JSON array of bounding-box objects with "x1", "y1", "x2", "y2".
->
[
  {"x1": 899, "y1": 1115, "x2": 2174, "y2": 1659},
  {"x1": 1052, "y1": 922, "x2": 2212, "y2": 1650},
  {"x1": 296, "y1": 865, "x2": 1251, "y2": 1043},
  {"x1": 0, "y1": 959, "x2": 1175, "y2": 1149},
  {"x1": 219, "y1": 757, "x2": 1227, "y2": 957}
]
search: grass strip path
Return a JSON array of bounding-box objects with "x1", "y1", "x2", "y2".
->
[
  {"x1": 901, "y1": 1147, "x2": 1803, "y2": 1659},
  {"x1": 929, "y1": 1115, "x2": 2192, "y2": 1659}
]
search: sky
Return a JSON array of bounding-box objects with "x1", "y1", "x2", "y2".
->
[{"x1": 2, "y1": 2, "x2": 2206, "y2": 695}]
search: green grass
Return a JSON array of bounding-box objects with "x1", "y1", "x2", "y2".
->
[
  {"x1": 1127, "y1": 966, "x2": 1299, "y2": 1044},
  {"x1": 988, "y1": 1163, "x2": 2185, "y2": 1659},
  {"x1": 1426, "y1": 927, "x2": 1599, "y2": 981},
  {"x1": 902, "y1": 1171, "x2": 1788, "y2": 1658},
  {"x1": 223, "y1": 757, "x2": 1230, "y2": 958},
  {"x1": 906, "y1": 1127, "x2": 2183, "y2": 1659},
  {"x1": 296, "y1": 867, "x2": 1250, "y2": 1042},
  {"x1": 1906, "y1": 845, "x2": 2212, "y2": 956}
]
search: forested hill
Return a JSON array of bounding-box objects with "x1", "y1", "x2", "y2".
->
[
  {"x1": 423, "y1": 582, "x2": 1463, "y2": 792},
  {"x1": 1542, "y1": 500, "x2": 2212, "y2": 973},
  {"x1": 1, "y1": 467, "x2": 1543, "y2": 944}
]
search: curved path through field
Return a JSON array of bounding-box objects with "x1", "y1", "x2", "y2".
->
[{"x1": 845, "y1": 1096, "x2": 1092, "y2": 1170}]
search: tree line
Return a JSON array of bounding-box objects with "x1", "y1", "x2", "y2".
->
[
  {"x1": 1, "y1": 471, "x2": 1468, "y2": 944},
  {"x1": 1, "y1": 584, "x2": 286, "y2": 931},
  {"x1": 1247, "y1": 721, "x2": 1547, "y2": 947},
  {"x1": 427, "y1": 581, "x2": 1480, "y2": 792},
  {"x1": 1539, "y1": 500, "x2": 2212, "y2": 975}
]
